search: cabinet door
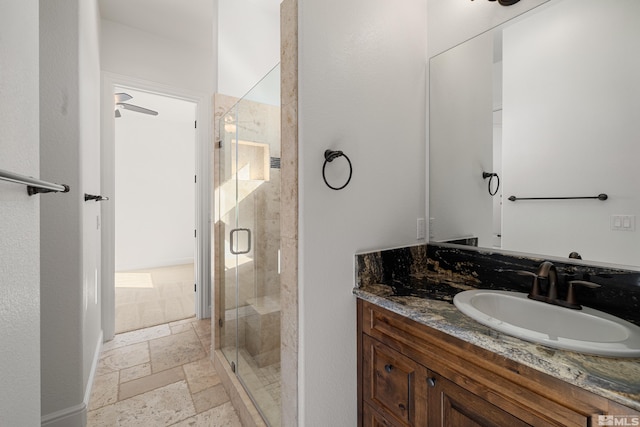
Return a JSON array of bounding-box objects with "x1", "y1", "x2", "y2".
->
[
  {"x1": 362, "y1": 335, "x2": 428, "y2": 426},
  {"x1": 427, "y1": 373, "x2": 533, "y2": 427}
]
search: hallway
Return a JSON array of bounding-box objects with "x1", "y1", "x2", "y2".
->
[{"x1": 87, "y1": 318, "x2": 241, "y2": 426}]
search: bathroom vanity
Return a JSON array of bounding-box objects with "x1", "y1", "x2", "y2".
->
[{"x1": 355, "y1": 244, "x2": 640, "y2": 426}]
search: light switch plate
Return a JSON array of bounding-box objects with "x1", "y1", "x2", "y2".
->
[{"x1": 611, "y1": 215, "x2": 636, "y2": 231}]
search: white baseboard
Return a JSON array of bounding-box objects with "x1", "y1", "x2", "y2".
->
[
  {"x1": 41, "y1": 330, "x2": 103, "y2": 427},
  {"x1": 41, "y1": 402, "x2": 87, "y2": 427}
]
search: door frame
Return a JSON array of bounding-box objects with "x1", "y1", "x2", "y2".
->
[{"x1": 100, "y1": 72, "x2": 212, "y2": 341}]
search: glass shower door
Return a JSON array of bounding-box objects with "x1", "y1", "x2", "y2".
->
[
  {"x1": 218, "y1": 104, "x2": 239, "y2": 375},
  {"x1": 215, "y1": 102, "x2": 239, "y2": 372},
  {"x1": 217, "y1": 64, "x2": 281, "y2": 427}
]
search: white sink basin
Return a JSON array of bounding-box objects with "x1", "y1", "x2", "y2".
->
[{"x1": 453, "y1": 289, "x2": 640, "y2": 357}]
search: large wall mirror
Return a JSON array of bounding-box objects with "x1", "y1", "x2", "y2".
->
[{"x1": 429, "y1": 0, "x2": 640, "y2": 267}]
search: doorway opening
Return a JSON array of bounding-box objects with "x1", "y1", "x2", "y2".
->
[{"x1": 113, "y1": 86, "x2": 197, "y2": 334}]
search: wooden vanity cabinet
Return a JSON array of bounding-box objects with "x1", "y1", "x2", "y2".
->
[{"x1": 357, "y1": 299, "x2": 640, "y2": 427}]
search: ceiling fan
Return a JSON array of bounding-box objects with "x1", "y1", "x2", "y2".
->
[{"x1": 114, "y1": 92, "x2": 159, "y2": 118}]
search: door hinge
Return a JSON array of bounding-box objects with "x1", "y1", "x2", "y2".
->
[
  {"x1": 217, "y1": 140, "x2": 223, "y2": 149},
  {"x1": 231, "y1": 361, "x2": 236, "y2": 373},
  {"x1": 194, "y1": 229, "x2": 197, "y2": 238},
  {"x1": 194, "y1": 283, "x2": 197, "y2": 292},
  {"x1": 218, "y1": 318, "x2": 224, "y2": 328},
  {"x1": 194, "y1": 174, "x2": 197, "y2": 183},
  {"x1": 194, "y1": 120, "x2": 197, "y2": 128}
]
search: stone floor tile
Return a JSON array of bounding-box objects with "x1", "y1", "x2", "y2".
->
[
  {"x1": 115, "y1": 380, "x2": 196, "y2": 427},
  {"x1": 119, "y1": 362, "x2": 151, "y2": 383},
  {"x1": 149, "y1": 329, "x2": 205, "y2": 373},
  {"x1": 102, "y1": 324, "x2": 171, "y2": 352},
  {"x1": 119, "y1": 366, "x2": 184, "y2": 401},
  {"x1": 170, "y1": 401, "x2": 241, "y2": 427},
  {"x1": 183, "y1": 358, "x2": 220, "y2": 394},
  {"x1": 97, "y1": 342, "x2": 149, "y2": 374},
  {"x1": 87, "y1": 403, "x2": 117, "y2": 427},
  {"x1": 88, "y1": 371, "x2": 119, "y2": 411},
  {"x1": 169, "y1": 316, "x2": 197, "y2": 327},
  {"x1": 192, "y1": 319, "x2": 211, "y2": 339},
  {"x1": 191, "y1": 383, "x2": 230, "y2": 414},
  {"x1": 170, "y1": 322, "x2": 194, "y2": 335}
]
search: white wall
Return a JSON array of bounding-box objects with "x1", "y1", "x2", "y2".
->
[
  {"x1": 114, "y1": 91, "x2": 196, "y2": 271},
  {"x1": 501, "y1": 0, "x2": 640, "y2": 266},
  {"x1": 0, "y1": 1, "x2": 41, "y2": 424},
  {"x1": 298, "y1": 0, "x2": 427, "y2": 424},
  {"x1": 40, "y1": 0, "x2": 103, "y2": 424},
  {"x1": 101, "y1": 19, "x2": 215, "y2": 94},
  {"x1": 217, "y1": 0, "x2": 281, "y2": 98}
]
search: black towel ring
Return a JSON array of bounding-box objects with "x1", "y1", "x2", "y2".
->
[
  {"x1": 323, "y1": 150, "x2": 353, "y2": 190},
  {"x1": 482, "y1": 172, "x2": 500, "y2": 196}
]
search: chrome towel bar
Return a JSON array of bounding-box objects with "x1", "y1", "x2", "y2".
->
[{"x1": 0, "y1": 167, "x2": 70, "y2": 195}]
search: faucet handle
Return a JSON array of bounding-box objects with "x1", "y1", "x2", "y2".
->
[
  {"x1": 516, "y1": 270, "x2": 537, "y2": 278},
  {"x1": 566, "y1": 280, "x2": 601, "y2": 309},
  {"x1": 516, "y1": 270, "x2": 542, "y2": 298}
]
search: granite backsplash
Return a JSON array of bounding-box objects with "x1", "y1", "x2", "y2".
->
[{"x1": 355, "y1": 243, "x2": 640, "y2": 326}]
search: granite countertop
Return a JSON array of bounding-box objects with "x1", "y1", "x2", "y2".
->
[{"x1": 354, "y1": 282, "x2": 640, "y2": 412}]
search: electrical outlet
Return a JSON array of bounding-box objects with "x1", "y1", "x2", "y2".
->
[
  {"x1": 417, "y1": 218, "x2": 426, "y2": 240},
  {"x1": 429, "y1": 217, "x2": 435, "y2": 240}
]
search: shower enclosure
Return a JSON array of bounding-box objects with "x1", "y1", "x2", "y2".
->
[{"x1": 215, "y1": 64, "x2": 281, "y2": 426}]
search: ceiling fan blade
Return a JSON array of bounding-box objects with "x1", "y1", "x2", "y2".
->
[
  {"x1": 114, "y1": 92, "x2": 133, "y2": 103},
  {"x1": 115, "y1": 109, "x2": 121, "y2": 118},
  {"x1": 117, "y1": 103, "x2": 158, "y2": 116}
]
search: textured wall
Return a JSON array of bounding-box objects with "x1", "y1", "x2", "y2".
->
[{"x1": 0, "y1": 0, "x2": 41, "y2": 424}]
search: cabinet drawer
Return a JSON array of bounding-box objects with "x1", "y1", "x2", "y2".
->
[
  {"x1": 362, "y1": 335, "x2": 428, "y2": 426},
  {"x1": 363, "y1": 402, "x2": 402, "y2": 427}
]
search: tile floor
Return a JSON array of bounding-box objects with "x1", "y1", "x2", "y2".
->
[
  {"x1": 88, "y1": 317, "x2": 242, "y2": 426},
  {"x1": 115, "y1": 264, "x2": 195, "y2": 334}
]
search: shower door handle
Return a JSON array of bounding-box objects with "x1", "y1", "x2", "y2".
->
[{"x1": 230, "y1": 228, "x2": 252, "y2": 255}]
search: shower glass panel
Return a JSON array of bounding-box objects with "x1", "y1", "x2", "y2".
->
[{"x1": 217, "y1": 64, "x2": 281, "y2": 426}]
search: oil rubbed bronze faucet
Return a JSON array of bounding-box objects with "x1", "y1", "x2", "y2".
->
[
  {"x1": 536, "y1": 261, "x2": 558, "y2": 300},
  {"x1": 519, "y1": 261, "x2": 600, "y2": 310}
]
